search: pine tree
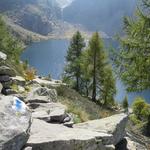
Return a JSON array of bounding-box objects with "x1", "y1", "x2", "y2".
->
[
  {"x1": 82, "y1": 32, "x2": 116, "y2": 104},
  {"x1": 122, "y1": 95, "x2": 129, "y2": 111},
  {"x1": 113, "y1": 0, "x2": 150, "y2": 92},
  {"x1": 63, "y1": 31, "x2": 85, "y2": 91}
]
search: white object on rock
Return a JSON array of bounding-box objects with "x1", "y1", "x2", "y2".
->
[{"x1": 12, "y1": 97, "x2": 28, "y2": 113}]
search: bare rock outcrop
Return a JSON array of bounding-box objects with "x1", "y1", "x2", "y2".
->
[
  {"x1": 24, "y1": 113, "x2": 128, "y2": 150},
  {"x1": 0, "y1": 95, "x2": 32, "y2": 150},
  {"x1": 74, "y1": 113, "x2": 128, "y2": 145}
]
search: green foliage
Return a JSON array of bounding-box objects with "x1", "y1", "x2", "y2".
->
[
  {"x1": 80, "y1": 32, "x2": 116, "y2": 105},
  {"x1": 141, "y1": 104, "x2": 150, "y2": 120},
  {"x1": 0, "y1": 16, "x2": 23, "y2": 62},
  {"x1": 63, "y1": 31, "x2": 85, "y2": 91},
  {"x1": 132, "y1": 96, "x2": 150, "y2": 136},
  {"x1": 57, "y1": 85, "x2": 116, "y2": 121},
  {"x1": 132, "y1": 97, "x2": 146, "y2": 119},
  {"x1": 113, "y1": 0, "x2": 150, "y2": 92},
  {"x1": 130, "y1": 114, "x2": 142, "y2": 125},
  {"x1": 122, "y1": 95, "x2": 129, "y2": 110}
]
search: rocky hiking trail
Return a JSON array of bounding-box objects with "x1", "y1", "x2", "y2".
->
[{"x1": 0, "y1": 51, "x2": 148, "y2": 150}]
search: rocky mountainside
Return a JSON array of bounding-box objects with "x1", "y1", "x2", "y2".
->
[
  {"x1": 0, "y1": 0, "x2": 61, "y2": 36},
  {"x1": 0, "y1": 0, "x2": 93, "y2": 42},
  {"x1": 63, "y1": 0, "x2": 137, "y2": 35},
  {"x1": 0, "y1": 51, "x2": 148, "y2": 150},
  {"x1": 0, "y1": 0, "x2": 137, "y2": 40}
]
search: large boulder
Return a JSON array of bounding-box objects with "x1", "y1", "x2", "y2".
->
[
  {"x1": 29, "y1": 102, "x2": 68, "y2": 123},
  {"x1": 0, "y1": 51, "x2": 7, "y2": 61},
  {"x1": 25, "y1": 113, "x2": 128, "y2": 150},
  {"x1": 0, "y1": 66, "x2": 16, "y2": 76},
  {"x1": 25, "y1": 119, "x2": 111, "y2": 150},
  {"x1": 0, "y1": 95, "x2": 32, "y2": 150},
  {"x1": 74, "y1": 113, "x2": 128, "y2": 145},
  {"x1": 26, "y1": 87, "x2": 57, "y2": 103}
]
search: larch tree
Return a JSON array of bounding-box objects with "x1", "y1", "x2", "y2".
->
[
  {"x1": 63, "y1": 31, "x2": 85, "y2": 91},
  {"x1": 113, "y1": 0, "x2": 150, "y2": 92},
  {"x1": 81, "y1": 32, "x2": 116, "y2": 104}
]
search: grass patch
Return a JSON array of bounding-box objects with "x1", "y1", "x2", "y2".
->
[{"x1": 57, "y1": 85, "x2": 116, "y2": 123}]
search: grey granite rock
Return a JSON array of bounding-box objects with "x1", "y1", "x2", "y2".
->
[
  {"x1": 74, "y1": 113, "x2": 128, "y2": 145},
  {"x1": 0, "y1": 95, "x2": 32, "y2": 150}
]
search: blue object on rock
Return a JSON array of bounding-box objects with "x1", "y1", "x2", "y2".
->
[{"x1": 12, "y1": 97, "x2": 27, "y2": 113}]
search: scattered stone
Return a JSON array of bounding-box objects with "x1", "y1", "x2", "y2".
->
[
  {"x1": 0, "y1": 51, "x2": 7, "y2": 61},
  {"x1": 0, "y1": 66, "x2": 16, "y2": 76},
  {"x1": 23, "y1": 147, "x2": 32, "y2": 150},
  {"x1": 63, "y1": 121, "x2": 74, "y2": 128},
  {"x1": 29, "y1": 102, "x2": 67, "y2": 123},
  {"x1": 105, "y1": 145, "x2": 115, "y2": 150},
  {"x1": 2, "y1": 88, "x2": 17, "y2": 95},
  {"x1": 63, "y1": 115, "x2": 71, "y2": 123},
  {"x1": 18, "y1": 85, "x2": 25, "y2": 93},
  {"x1": 26, "y1": 87, "x2": 57, "y2": 103},
  {"x1": 74, "y1": 113, "x2": 128, "y2": 145},
  {"x1": 125, "y1": 137, "x2": 147, "y2": 150},
  {"x1": 33, "y1": 77, "x2": 66, "y2": 88},
  {"x1": 11, "y1": 76, "x2": 26, "y2": 86},
  {"x1": 0, "y1": 95, "x2": 31, "y2": 150}
]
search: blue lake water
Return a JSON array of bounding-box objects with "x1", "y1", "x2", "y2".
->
[{"x1": 21, "y1": 39, "x2": 150, "y2": 104}]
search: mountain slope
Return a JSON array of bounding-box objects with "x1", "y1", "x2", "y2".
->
[
  {"x1": 0, "y1": 0, "x2": 62, "y2": 36},
  {"x1": 63, "y1": 0, "x2": 137, "y2": 35}
]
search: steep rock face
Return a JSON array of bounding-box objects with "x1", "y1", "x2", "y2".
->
[
  {"x1": 1, "y1": 0, "x2": 61, "y2": 36},
  {"x1": 0, "y1": 95, "x2": 32, "y2": 150}
]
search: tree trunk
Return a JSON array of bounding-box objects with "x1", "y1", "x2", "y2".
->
[
  {"x1": 92, "y1": 48, "x2": 96, "y2": 101},
  {"x1": 76, "y1": 76, "x2": 79, "y2": 91},
  {"x1": 85, "y1": 82, "x2": 89, "y2": 97}
]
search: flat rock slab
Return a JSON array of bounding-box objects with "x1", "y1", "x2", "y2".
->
[
  {"x1": 26, "y1": 119, "x2": 112, "y2": 150},
  {"x1": 0, "y1": 95, "x2": 31, "y2": 150},
  {"x1": 0, "y1": 66, "x2": 16, "y2": 76},
  {"x1": 11, "y1": 76, "x2": 26, "y2": 86},
  {"x1": 33, "y1": 78, "x2": 66, "y2": 88},
  {"x1": 74, "y1": 113, "x2": 128, "y2": 145},
  {"x1": 30, "y1": 103, "x2": 67, "y2": 123}
]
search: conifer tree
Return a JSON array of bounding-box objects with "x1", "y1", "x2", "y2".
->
[
  {"x1": 113, "y1": 0, "x2": 150, "y2": 92},
  {"x1": 122, "y1": 95, "x2": 129, "y2": 111},
  {"x1": 63, "y1": 31, "x2": 85, "y2": 91},
  {"x1": 82, "y1": 32, "x2": 116, "y2": 103}
]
